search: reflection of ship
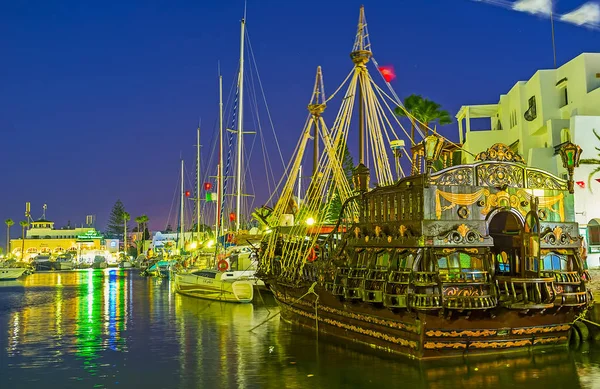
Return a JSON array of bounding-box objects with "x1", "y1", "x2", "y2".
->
[{"x1": 257, "y1": 7, "x2": 592, "y2": 359}]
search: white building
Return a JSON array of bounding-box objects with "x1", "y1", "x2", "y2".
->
[{"x1": 456, "y1": 53, "x2": 600, "y2": 267}]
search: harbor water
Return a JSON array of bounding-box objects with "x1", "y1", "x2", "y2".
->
[{"x1": 1, "y1": 270, "x2": 600, "y2": 389}]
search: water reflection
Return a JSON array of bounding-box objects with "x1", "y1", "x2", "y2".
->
[{"x1": 0, "y1": 271, "x2": 598, "y2": 388}]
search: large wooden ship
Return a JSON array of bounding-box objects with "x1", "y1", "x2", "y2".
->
[{"x1": 256, "y1": 6, "x2": 592, "y2": 359}]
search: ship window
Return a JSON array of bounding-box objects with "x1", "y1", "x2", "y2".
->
[
  {"x1": 496, "y1": 251, "x2": 511, "y2": 273},
  {"x1": 376, "y1": 250, "x2": 392, "y2": 268},
  {"x1": 437, "y1": 252, "x2": 483, "y2": 273},
  {"x1": 383, "y1": 196, "x2": 388, "y2": 222},
  {"x1": 393, "y1": 195, "x2": 398, "y2": 221},
  {"x1": 396, "y1": 251, "x2": 415, "y2": 269},
  {"x1": 408, "y1": 193, "x2": 413, "y2": 217},
  {"x1": 542, "y1": 253, "x2": 568, "y2": 271}
]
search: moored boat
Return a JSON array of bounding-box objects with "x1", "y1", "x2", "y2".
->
[
  {"x1": 0, "y1": 267, "x2": 28, "y2": 280},
  {"x1": 256, "y1": 6, "x2": 592, "y2": 360},
  {"x1": 174, "y1": 269, "x2": 254, "y2": 303}
]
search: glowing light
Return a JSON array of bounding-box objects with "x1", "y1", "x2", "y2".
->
[
  {"x1": 203, "y1": 182, "x2": 213, "y2": 191},
  {"x1": 576, "y1": 181, "x2": 585, "y2": 188},
  {"x1": 378, "y1": 65, "x2": 396, "y2": 82},
  {"x1": 187, "y1": 242, "x2": 197, "y2": 250},
  {"x1": 185, "y1": 190, "x2": 191, "y2": 197},
  {"x1": 206, "y1": 239, "x2": 215, "y2": 248},
  {"x1": 306, "y1": 217, "x2": 315, "y2": 226}
]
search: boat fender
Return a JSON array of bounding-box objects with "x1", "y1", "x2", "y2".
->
[
  {"x1": 308, "y1": 246, "x2": 318, "y2": 262},
  {"x1": 218, "y1": 259, "x2": 229, "y2": 272}
]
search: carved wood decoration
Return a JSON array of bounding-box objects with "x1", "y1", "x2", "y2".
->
[
  {"x1": 475, "y1": 143, "x2": 526, "y2": 164},
  {"x1": 435, "y1": 188, "x2": 565, "y2": 221}
]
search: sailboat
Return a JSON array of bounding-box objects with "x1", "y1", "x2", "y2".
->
[
  {"x1": 174, "y1": 15, "x2": 258, "y2": 302},
  {"x1": 256, "y1": 6, "x2": 592, "y2": 359}
]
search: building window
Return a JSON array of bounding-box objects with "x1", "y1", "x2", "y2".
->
[
  {"x1": 559, "y1": 87, "x2": 568, "y2": 108},
  {"x1": 524, "y1": 96, "x2": 537, "y2": 121},
  {"x1": 560, "y1": 128, "x2": 571, "y2": 143},
  {"x1": 588, "y1": 219, "x2": 600, "y2": 245}
]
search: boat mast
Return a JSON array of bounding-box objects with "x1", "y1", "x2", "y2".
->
[
  {"x1": 180, "y1": 158, "x2": 185, "y2": 250},
  {"x1": 308, "y1": 66, "x2": 326, "y2": 176},
  {"x1": 217, "y1": 70, "x2": 224, "y2": 238},
  {"x1": 235, "y1": 16, "x2": 246, "y2": 232},
  {"x1": 351, "y1": 5, "x2": 371, "y2": 166},
  {"x1": 196, "y1": 124, "x2": 201, "y2": 243}
]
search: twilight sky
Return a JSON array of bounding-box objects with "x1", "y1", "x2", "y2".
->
[{"x1": 1, "y1": 0, "x2": 599, "y2": 246}]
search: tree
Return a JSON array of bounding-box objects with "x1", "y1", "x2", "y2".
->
[
  {"x1": 5, "y1": 219, "x2": 14, "y2": 258},
  {"x1": 19, "y1": 220, "x2": 28, "y2": 260},
  {"x1": 134, "y1": 216, "x2": 143, "y2": 255},
  {"x1": 324, "y1": 142, "x2": 355, "y2": 223},
  {"x1": 123, "y1": 212, "x2": 130, "y2": 253},
  {"x1": 140, "y1": 214, "x2": 149, "y2": 239},
  {"x1": 106, "y1": 200, "x2": 126, "y2": 238},
  {"x1": 581, "y1": 129, "x2": 600, "y2": 189},
  {"x1": 394, "y1": 94, "x2": 452, "y2": 139}
]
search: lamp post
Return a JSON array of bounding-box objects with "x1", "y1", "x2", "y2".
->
[
  {"x1": 423, "y1": 135, "x2": 445, "y2": 186},
  {"x1": 558, "y1": 141, "x2": 583, "y2": 194}
]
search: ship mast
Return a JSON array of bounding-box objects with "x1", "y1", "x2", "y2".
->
[
  {"x1": 351, "y1": 5, "x2": 371, "y2": 166},
  {"x1": 180, "y1": 158, "x2": 185, "y2": 250},
  {"x1": 235, "y1": 16, "x2": 246, "y2": 232},
  {"x1": 196, "y1": 124, "x2": 201, "y2": 243},
  {"x1": 308, "y1": 66, "x2": 326, "y2": 176},
  {"x1": 217, "y1": 71, "x2": 224, "y2": 239}
]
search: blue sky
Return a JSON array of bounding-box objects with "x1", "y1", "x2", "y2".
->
[{"x1": 1, "y1": 0, "x2": 599, "y2": 244}]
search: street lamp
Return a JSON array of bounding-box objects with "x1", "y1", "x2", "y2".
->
[{"x1": 559, "y1": 141, "x2": 583, "y2": 193}]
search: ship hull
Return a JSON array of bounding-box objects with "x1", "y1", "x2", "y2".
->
[{"x1": 270, "y1": 283, "x2": 574, "y2": 360}]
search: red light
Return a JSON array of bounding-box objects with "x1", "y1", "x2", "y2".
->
[
  {"x1": 229, "y1": 212, "x2": 236, "y2": 222},
  {"x1": 185, "y1": 190, "x2": 191, "y2": 197},
  {"x1": 204, "y1": 182, "x2": 213, "y2": 191},
  {"x1": 576, "y1": 181, "x2": 585, "y2": 188},
  {"x1": 596, "y1": 179, "x2": 600, "y2": 183},
  {"x1": 378, "y1": 65, "x2": 396, "y2": 82}
]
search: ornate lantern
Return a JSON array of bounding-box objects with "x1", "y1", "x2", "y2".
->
[
  {"x1": 423, "y1": 135, "x2": 444, "y2": 185},
  {"x1": 559, "y1": 141, "x2": 582, "y2": 193}
]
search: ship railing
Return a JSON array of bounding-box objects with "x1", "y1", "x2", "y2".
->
[
  {"x1": 362, "y1": 269, "x2": 387, "y2": 303},
  {"x1": 443, "y1": 294, "x2": 498, "y2": 310},
  {"x1": 439, "y1": 270, "x2": 491, "y2": 284},
  {"x1": 344, "y1": 267, "x2": 367, "y2": 300},
  {"x1": 383, "y1": 269, "x2": 412, "y2": 308},
  {"x1": 408, "y1": 293, "x2": 443, "y2": 310},
  {"x1": 412, "y1": 271, "x2": 439, "y2": 287},
  {"x1": 540, "y1": 270, "x2": 581, "y2": 285},
  {"x1": 495, "y1": 276, "x2": 556, "y2": 309},
  {"x1": 555, "y1": 291, "x2": 588, "y2": 307},
  {"x1": 323, "y1": 267, "x2": 350, "y2": 296}
]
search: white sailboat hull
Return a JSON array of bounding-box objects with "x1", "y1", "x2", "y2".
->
[
  {"x1": 174, "y1": 272, "x2": 254, "y2": 303},
  {"x1": 0, "y1": 268, "x2": 27, "y2": 280}
]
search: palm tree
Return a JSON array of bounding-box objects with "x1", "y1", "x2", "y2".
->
[
  {"x1": 141, "y1": 215, "x2": 149, "y2": 255},
  {"x1": 19, "y1": 220, "x2": 28, "y2": 261},
  {"x1": 134, "y1": 216, "x2": 143, "y2": 255},
  {"x1": 5, "y1": 219, "x2": 14, "y2": 258},
  {"x1": 123, "y1": 212, "x2": 130, "y2": 253},
  {"x1": 394, "y1": 94, "x2": 422, "y2": 143},
  {"x1": 394, "y1": 94, "x2": 452, "y2": 139},
  {"x1": 580, "y1": 129, "x2": 600, "y2": 188}
]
